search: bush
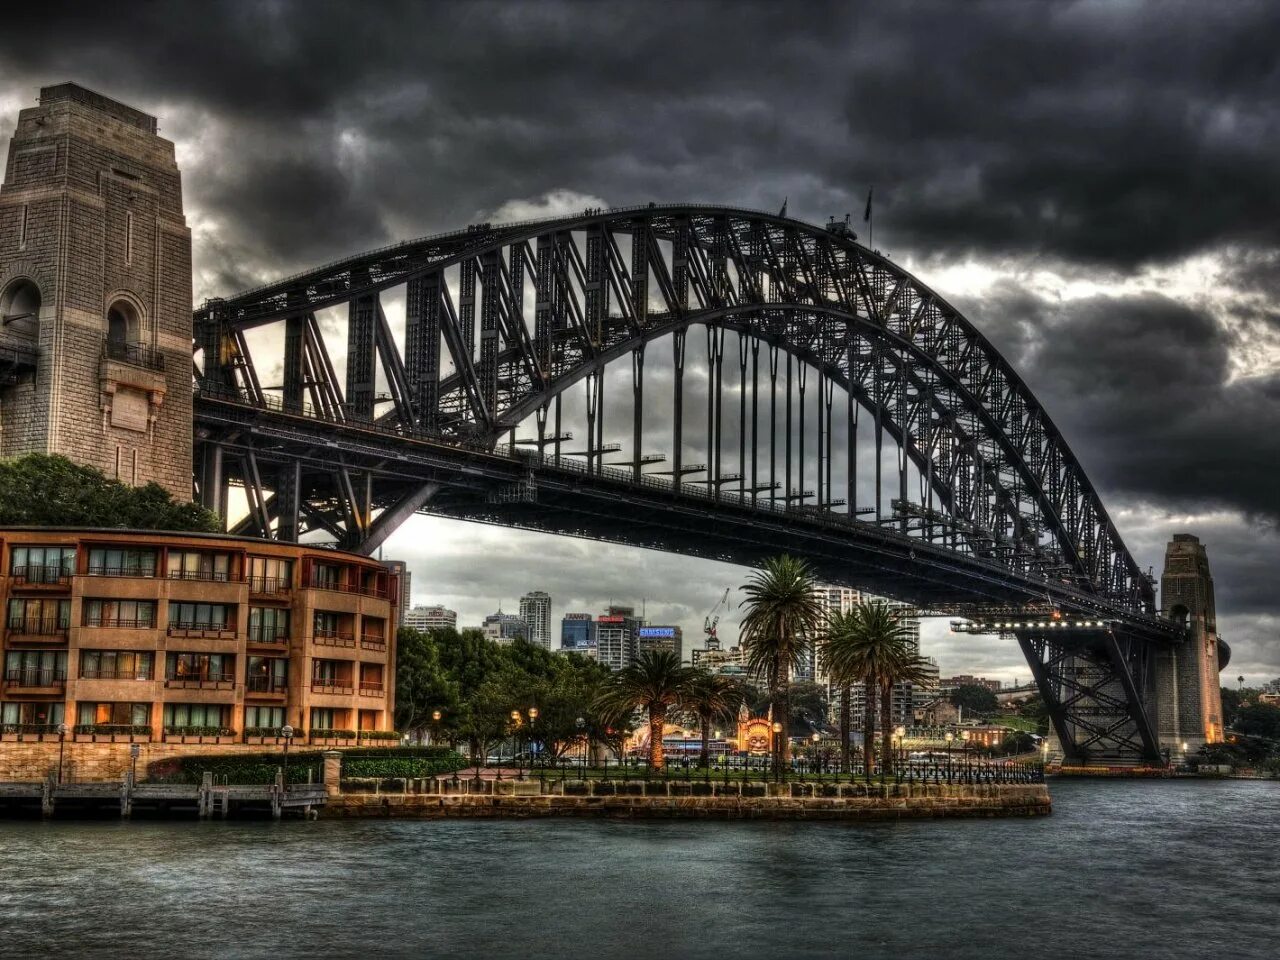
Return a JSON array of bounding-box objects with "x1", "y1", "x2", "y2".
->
[
  {"x1": 145, "y1": 746, "x2": 465, "y2": 785},
  {"x1": 164, "y1": 726, "x2": 233, "y2": 737},
  {"x1": 343, "y1": 754, "x2": 465, "y2": 779}
]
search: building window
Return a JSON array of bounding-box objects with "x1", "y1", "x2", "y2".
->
[
  {"x1": 162, "y1": 703, "x2": 231, "y2": 731},
  {"x1": 165, "y1": 652, "x2": 233, "y2": 683},
  {"x1": 245, "y1": 705, "x2": 285, "y2": 729},
  {"x1": 79, "y1": 650, "x2": 153, "y2": 681},
  {"x1": 106, "y1": 298, "x2": 140, "y2": 347},
  {"x1": 9, "y1": 545, "x2": 75, "y2": 583},
  {"x1": 248, "y1": 556, "x2": 292, "y2": 593},
  {"x1": 2, "y1": 701, "x2": 64, "y2": 728},
  {"x1": 166, "y1": 550, "x2": 231, "y2": 582},
  {"x1": 246, "y1": 656, "x2": 287, "y2": 692},
  {"x1": 76, "y1": 702, "x2": 150, "y2": 728},
  {"x1": 248, "y1": 607, "x2": 290, "y2": 643},
  {"x1": 6, "y1": 598, "x2": 71, "y2": 632},
  {"x1": 310, "y1": 708, "x2": 337, "y2": 730},
  {"x1": 83, "y1": 599, "x2": 156, "y2": 629},
  {"x1": 4, "y1": 650, "x2": 67, "y2": 687},
  {"x1": 87, "y1": 547, "x2": 157, "y2": 577},
  {"x1": 168, "y1": 602, "x2": 231, "y2": 630}
]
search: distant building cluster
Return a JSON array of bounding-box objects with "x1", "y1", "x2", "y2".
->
[
  {"x1": 403, "y1": 605, "x2": 457, "y2": 633},
  {"x1": 940, "y1": 674, "x2": 1005, "y2": 694}
]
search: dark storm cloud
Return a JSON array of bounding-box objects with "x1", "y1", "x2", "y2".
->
[{"x1": 3, "y1": 1, "x2": 1280, "y2": 281}]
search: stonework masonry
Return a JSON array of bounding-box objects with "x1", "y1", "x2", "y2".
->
[
  {"x1": 1156, "y1": 534, "x2": 1225, "y2": 750},
  {"x1": 0, "y1": 84, "x2": 192, "y2": 498}
]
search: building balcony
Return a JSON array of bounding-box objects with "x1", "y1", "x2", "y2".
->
[
  {"x1": 358, "y1": 681, "x2": 385, "y2": 698},
  {"x1": 85, "y1": 565, "x2": 159, "y2": 579},
  {"x1": 248, "y1": 576, "x2": 293, "y2": 599},
  {"x1": 79, "y1": 668, "x2": 154, "y2": 682},
  {"x1": 164, "y1": 673, "x2": 235, "y2": 690},
  {"x1": 8, "y1": 565, "x2": 72, "y2": 589},
  {"x1": 103, "y1": 339, "x2": 165, "y2": 372},
  {"x1": 5, "y1": 618, "x2": 69, "y2": 643},
  {"x1": 359, "y1": 636, "x2": 387, "y2": 653},
  {"x1": 72, "y1": 724, "x2": 152, "y2": 743},
  {"x1": 245, "y1": 675, "x2": 288, "y2": 698},
  {"x1": 243, "y1": 727, "x2": 291, "y2": 745},
  {"x1": 312, "y1": 631, "x2": 356, "y2": 649},
  {"x1": 84, "y1": 618, "x2": 157, "y2": 630},
  {"x1": 167, "y1": 569, "x2": 235, "y2": 584},
  {"x1": 310, "y1": 679, "x2": 354, "y2": 696},
  {"x1": 166, "y1": 622, "x2": 237, "y2": 640},
  {"x1": 306, "y1": 575, "x2": 388, "y2": 600},
  {"x1": 0, "y1": 723, "x2": 61, "y2": 742},
  {"x1": 3, "y1": 668, "x2": 66, "y2": 692},
  {"x1": 162, "y1": 726, "x2": 236, "y2": 744},
  {"x1": 308, "y1": 729, "x2": 358, "y2": 746}
]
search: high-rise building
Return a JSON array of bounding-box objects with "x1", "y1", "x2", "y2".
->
[
  {"x1": 691, "y1": 644, "x2": 746, "y2": 675},
  {"x1": 482, "y1": 611, "x2": 528, "y2": 645},
  {"x1": 595, "y1": 605, "x2": 640, "y2": 670},
  {"x1": 403, "y1": 605, "x2": 458, "y2": 633},
  {"x1": 518, "y1": 591, "x2": 553, "y2": 650},
  {"x1": 0, "y1": 84, "x2": 192, "y2": 496},
  {"x1": 811, "y1": 585, "x2": 862, "y2": 684},
  {"x1": 382, "y1": 560, "x2": 411, "y2": 620},
  {"x1": 560, "y1": 613, "x2": 597, "y2": 656},
  {"x1": 638, "y1": 625, "x2": 683, "y2": 661}
]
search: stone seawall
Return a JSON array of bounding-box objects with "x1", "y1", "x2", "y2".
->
[
  {"x1": 323, "y1": 784, "x2": 1050, "y2": 821},
  {"x1": 0, "y1": 740, "x2": 299, "y2": 782}
]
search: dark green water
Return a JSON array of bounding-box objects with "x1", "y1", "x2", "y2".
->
[{"x1": 0, "y1": 779, "x2": 1274, "y2": 959}]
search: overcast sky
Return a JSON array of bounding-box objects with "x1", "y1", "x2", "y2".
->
[{"x1": 2, "y1": 1, "x2": 1276, "y2": 683}]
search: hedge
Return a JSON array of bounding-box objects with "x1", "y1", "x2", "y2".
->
[{"x1": 145, "y1": 746, "x2": 465, "y2": 785}]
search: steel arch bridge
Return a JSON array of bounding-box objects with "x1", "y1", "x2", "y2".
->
[{"x1": 193, "y1": 204, "x2": 1189, "y2": 764}]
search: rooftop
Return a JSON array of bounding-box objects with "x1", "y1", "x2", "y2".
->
[{"x1": 38, "y1": 82, "x2": 158, "y2": 134}]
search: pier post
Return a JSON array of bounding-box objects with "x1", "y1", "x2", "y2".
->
[
  {"x1": 41, "y1": 773, "x2": 54, "y2": 818},
  {"x1": 198, "y1": 772, "x2": 213, "y2": 818},
  {"x1": 122, "y1": 770, "x2": 133, "y2": 818},
  {"x1": 323, "y1": 751, "x2": 343, "y2": 798}
]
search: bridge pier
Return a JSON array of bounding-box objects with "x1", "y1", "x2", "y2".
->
[{"x1": 1154, "y1": 535, "x2": 1226, "y2": 754}]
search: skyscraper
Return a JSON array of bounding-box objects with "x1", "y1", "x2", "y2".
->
[
  {"x1": 560, "y1": 613, "x2": 597, "y2": 656},
  {"x1": 595, "y1": 605, "x2": 640, "y2": 670},
  {"x1": 519, "y1": 591, "x2": 553, "y2": 650}
]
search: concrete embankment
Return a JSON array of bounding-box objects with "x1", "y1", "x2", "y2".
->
[{"x1": 322, "y1": 782, "x2": 1051, "y2": 820}]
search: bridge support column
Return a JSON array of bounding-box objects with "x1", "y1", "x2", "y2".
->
[{"x1": 1155, "y1": 534, "x2": 1226, "y2": 754}]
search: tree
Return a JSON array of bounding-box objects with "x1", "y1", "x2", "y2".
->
[
  {"x1": 680, "y1": 670, "x2": 744, "y2": 767},
  {"x1": 595, "y1": 650, "x2": 694, "y2": 768},
  {"x1": 739, "y1": 554, "x2": 824, "y2": 768},
  {"x1": 1234, "y1": 702, "x2": 1280, "y2": 740},
  {"x1": 950, "y1": 684, "x2": 999, "y2": 716},
  {"x1": 0, "y1": 454, "x2": 220, "y2": 531},
  {"x1": 820, "y1": 608, "x2": 864, "y2": 773},
  {"x1": 393, "y1": 627, "x2": 460, "y2": 740}
]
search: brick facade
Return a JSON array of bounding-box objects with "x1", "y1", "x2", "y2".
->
[{"x1": 0, "y1": 84, "x2": 192, "y2": 498}]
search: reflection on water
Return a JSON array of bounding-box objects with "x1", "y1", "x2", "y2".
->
[{"x1": 0, "y1": 779, "x2": 1275, "y2": 960}]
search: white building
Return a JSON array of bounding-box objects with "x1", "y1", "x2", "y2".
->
[
  {"x1": 403, "y1": 605, "x2": 457, "y2": 633},
  {"x1": 519, "y1": 590, "x2": 553, "y2": 650}
]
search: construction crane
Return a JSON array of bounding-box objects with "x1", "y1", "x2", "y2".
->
[{"x1": 703, "y1": 588, "x2": 732, "y2": 650}]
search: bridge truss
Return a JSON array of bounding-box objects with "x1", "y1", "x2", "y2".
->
[{"x1": 193, "y1": 204, "x2": 1184, "y2": 763}]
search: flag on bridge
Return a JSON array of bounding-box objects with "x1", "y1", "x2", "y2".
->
[{"x1": 864, "y1": 186, "x2": 873, "y2": 222}]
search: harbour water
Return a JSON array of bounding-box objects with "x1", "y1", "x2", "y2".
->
[{"x1": 0, "y1": 778, "x2": 1274, "y2": 959}]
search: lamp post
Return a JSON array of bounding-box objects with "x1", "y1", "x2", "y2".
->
[
  {"x1": 527, "y1": 706, "x2": 539, "y2": 777},
  {"x1": 280, "y1": 724, "x2": 294, "y2": 792},
  {"x1": 56, "y1": 722, "x2": 68, "y2": 784},
  {"x1": 811, "y1": 731, "x2": 821, "y2": 778},
  {"x1": 894, "y1": 726, "x2": 906, "y2": 777},
  {"x1": 575, "y1": 716, "x2": 586, "y2": 777},
  {"x1": 945, "y1": 731, "x2": 954, "y2": 779},
  {"x1": 511, "y1": 710, "x2": 524, "y2": 780},
  {"x1": 771, "y1": 721, "x2": 783, "y2": 782},
  {"x1": 430, "y1": 709, "x2": 442, "y2": 747}
]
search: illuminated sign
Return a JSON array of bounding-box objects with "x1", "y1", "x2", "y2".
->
[
  {"x1": 639, "y1": 627, "x2": 676, "y2": 638},
  {"x1": 598, "y1": 616, "x2": 625, "y2": 624}
]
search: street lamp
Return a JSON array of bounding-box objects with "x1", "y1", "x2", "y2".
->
[
  {"x1": 527, "y1": 706, "x2": 539, "y2": 776},
  {"x1": 575, "y1": 716, "x2": 586, "y2": 776},
  {"x1": 771, "y1": 721, "x2": 783, "y2": 782},
  {"x1": 894, "y1": 726, "x2": 906, "y2": 776},
  {"x1": 280, "y1": 724, "x2": 294, "y2": 792},
  {"x1": 511, "y1": 710, "x2": 524, "y2": 780},
  {"x1": 811, "y1": 731, "x2": 821, "y2": 777},
  {"x1": 56, "y1": 722, "x2": 68, "y2": 784}
]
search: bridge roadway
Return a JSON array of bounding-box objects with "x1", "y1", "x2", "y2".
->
[{"x1": 194, "y1": 388, "x2": 1180, "y2": 647}]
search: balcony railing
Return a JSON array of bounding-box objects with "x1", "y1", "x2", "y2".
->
[
  {"x1": 163, "y1": 726, "x2": 235, "y2": 741},
  {"x1": 4, "y1": 667, "x2": 66, "y2": 688},
  {"x1": 249, "y1": 576, "x2": 292, "y2": 596},
  {"x1": 360, "y1": 635, "x2": 387, "y2": 652},
  {"x1": 310, "y1": 678, "x2": 354, "y2": 695},
  {"x1": 245, "y1": 675, "x2": 288, "y2": 694},
  {"x1": 167, "y1": 621, "x2": 236, "y2": 638},
  {"x1": 312, "y1": 630, "x2": 356, "y2": 648},
  {"x1": 167, "y1": 569, "x2": 233, "y2": 583},
  {"x1": 84, "y1": 617, "x2": 156, "y2": 629},
  {"x1": 358, "y1": 681, "x2": 384, "y2": 697},
  {"x1": 164, "y1": 673, "x2": 235, "y2": 689},
  {"x1": 307, "y1": 574, "x2": 388, "y2": 599},
  {"x1": 86, "y1": 565, "x2": 157, "y2": 578},
  {"x1": 247, "y1": 630, "x2": 289, "y2": 646},
  {"x1": 9, "y1": 565, "x2": 72, "y2": 586},
  {"x1": 79, "y1": 667, "x2": 153, "y2": 681},
  {"x1": 5, "y1": 617, "x2": 70, "y2": 638},
  {"x1": 73, "y1": 724, "x2": 152, "y2": 740},
  {"x1": 1, "y1": 723, "x2": 61, "y2": 739},
  {"x1": 104, "y1": 339, "x2": 165, "y2": 371}
]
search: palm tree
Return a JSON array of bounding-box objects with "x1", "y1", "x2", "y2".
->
[
  {"x1": 594, "y1": 650, "x2": 693, "y2": 769},
  {"x1": 739, "y1": 554, "x2": 824, "y2": 770},
  {"x1": 878, "y1": 647, "x2": 934, "y2": 774},
  {"x1": 835, "y1": 599, "x2": 916, "y2": 781},
  {"x1": 681, "y1": 670, "x2": 744, "y2": 767},
  {"x1": 819, "y1": 608, "x2": 863, "y2": 773}
]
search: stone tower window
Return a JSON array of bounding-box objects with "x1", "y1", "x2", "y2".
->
[
  {"x1": 0, "y1": 278, "x2": 41, "y2": 341},
  {"x1": 106, "y1": 298, "x2": 140, "y2": 346}
]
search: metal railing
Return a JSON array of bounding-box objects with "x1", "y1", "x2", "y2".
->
[
  {"x1": 167, "y1": 621, "x2": 235, "y2": 635},
  {"x1": 247, "y1": 629, "x2": 289, "y2": 645},
  {"x1": 8, "y1": 565, "x2": 72, "y2": 585},
  {"x1": 80, "y1": 667, "x2": 153, "y2": 681},
  {"x1": 5, "y1": 617, "x2": 70, "y2": 636},
  {"x1": 358, "y1": 681, "x2": 384, "y2": 697},
  {"x1": 3, "y1": 667, "x2": 66, "y2": 688},
  {"x1": 86, "y1": 565, "x2": 158, "y2": 578},
  {"x1": 312, "y1": 631, "x2": 356, "y2": 648},
  {"x1": 103, "y1": 339, "x2": 165, "y2": 371},
  {"x1": 245, "y1": 675, "x2": 288, "y2": 693},
  {"x1": 310, "y1": 679, "x2": 354, "y2": 695},
  {"x1": 359, "y1": 636, "x2": 387, "y2": 652},
  {"x1": 84, "y1": 617, "x2": 156, "y2": 629},
  {"x1": 248, "y1": 576, "x2": 292, "y2": 595},
  {"x1": 164, "y1": 673, "x2": 235, "y2": 689},
  {"x1": 167, "y1": 569, "x2": 233, "y2": 583}
]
